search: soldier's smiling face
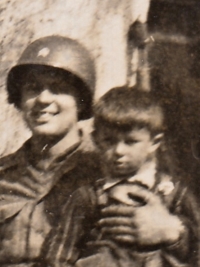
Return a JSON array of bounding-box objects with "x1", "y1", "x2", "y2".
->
[{"x1": 20, "y1": 67, "x2": 79, "y2": 137}]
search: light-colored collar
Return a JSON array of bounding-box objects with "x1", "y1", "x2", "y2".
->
[{"x1": 103, "y1": 161, "x2": 157, "y2": 191}]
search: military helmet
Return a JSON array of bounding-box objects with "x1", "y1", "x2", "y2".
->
[{"x1": 7, "y1": 35, "x2": 95, "y2": 120}]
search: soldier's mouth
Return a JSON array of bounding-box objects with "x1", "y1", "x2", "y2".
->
[{"x1": 32, "y1": 111, "x2": 59, "y2": 123}]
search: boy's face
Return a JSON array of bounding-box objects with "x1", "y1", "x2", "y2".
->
[
  {"x1": 20, "y1": 68, "x2": 79, "y2": 137},
  {"x1": 95, "y1": 126, "x2": 157, "y2": 177}
]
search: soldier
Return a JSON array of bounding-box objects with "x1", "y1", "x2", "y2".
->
[{"x1": 0, "y1": 35, "x2": 99, "y2": 267}]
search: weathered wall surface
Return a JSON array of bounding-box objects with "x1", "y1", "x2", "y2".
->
[{"x1": 0, "y1": 0, "x2": 150, "y2": 156}]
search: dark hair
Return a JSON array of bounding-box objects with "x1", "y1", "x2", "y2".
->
[
  {"x1": 93, "y1": 86, "x2": 164, "y2": 135},
  {"x1": 8, "y1": 64, "x2": 92, "y2": 120}
]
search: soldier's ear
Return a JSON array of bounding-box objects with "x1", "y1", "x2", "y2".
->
[{"x1": 149, "y1": 133, "x2": 164, "y2": 153}]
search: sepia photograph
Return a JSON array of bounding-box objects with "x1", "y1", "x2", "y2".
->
[{"x1": 0, "y1": 0, "x2": 200, "y2": 266}]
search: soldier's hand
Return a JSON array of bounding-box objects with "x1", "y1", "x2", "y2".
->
[{"x1": 98, "y1": 186, "x2": 185, "y2": 246}]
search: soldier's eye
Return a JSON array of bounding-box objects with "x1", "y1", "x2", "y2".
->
[
  {"x1": 50, "y1": 81, "x2": 68, "y2": 94},
  {"x1": 50, "y1": 82, "x2": 60, "y2": 94},
  {"x1": 22, "y1": 81, "x2": 40, "y2": 93}
]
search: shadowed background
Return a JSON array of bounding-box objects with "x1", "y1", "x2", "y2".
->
[{"x1": 149, "y1": 0, "x2": 200, "y2": 194}]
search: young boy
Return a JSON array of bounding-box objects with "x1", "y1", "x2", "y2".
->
[{"x1": 74, "y1": 86, "x2": 200, "y2": 267}]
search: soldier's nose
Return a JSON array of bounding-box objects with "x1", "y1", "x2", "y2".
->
[{"x1": 36, "y1": 89, "x2": 54, "y2": 104}]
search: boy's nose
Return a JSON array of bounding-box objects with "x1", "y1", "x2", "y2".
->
[
  {"x1": 115, "y1": 141, "x2": 126, "y2": 156},
  {"x1": 36, "y1": 88, "x2": 54, "y2": 104}
]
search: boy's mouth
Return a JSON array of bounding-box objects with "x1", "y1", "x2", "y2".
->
[
  {"x1": 114, "y1": 160, "x2": 127, "y2": 167},
  {"x1": 112, "y1": 162, "x2": 130, "y2": 175}
]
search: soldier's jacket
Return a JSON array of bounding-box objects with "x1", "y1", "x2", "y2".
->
[{"x1": 0, "y1": 139, "x2": 100, "y2": 267}]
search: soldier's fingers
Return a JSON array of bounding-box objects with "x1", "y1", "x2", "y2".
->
[
  {"x1": 98, "y1": 217, "x2": 135, "y2": 227},
  {"x1": 127, "y1": 186, "x2": 155, "y2": 204},
  {"x1": 101, "y1": 226, "x2": 136, "y2": 236},
  {"x1": 112, "y1": 234, "x2": 136, "y2": 244},
  {"x1": 101, "y1": 205, "x2": 135, "y2": 217}
]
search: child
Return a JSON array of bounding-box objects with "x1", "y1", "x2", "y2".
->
[{"x1": 74, "y1": 86, "x2": 200, "y2": 267}]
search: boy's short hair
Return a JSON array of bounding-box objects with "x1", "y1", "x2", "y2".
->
[{"x1": 93, "y1": 86, "x2": 164, "y2": 135}]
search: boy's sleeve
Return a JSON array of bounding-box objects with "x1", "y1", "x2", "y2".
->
[{"x1": 162, "y1": 186, "x2": 200, "y2": 267}]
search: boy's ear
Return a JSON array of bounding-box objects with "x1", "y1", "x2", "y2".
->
[
  {"x1": 92, "y1": 129, "x2": 103, "y2": 149},
  {"x1": 91, "y1": 130, "x2": 98, "y2": 146},
  {"x1": 149, "y1": 133, "x2": 164, "y2": 153}
]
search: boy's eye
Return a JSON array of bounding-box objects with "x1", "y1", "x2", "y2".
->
[{"x1": 125, "y1": 139, "x2": 138, "y2": 145}]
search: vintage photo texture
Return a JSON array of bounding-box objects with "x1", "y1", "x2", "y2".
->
[{"x1": 0, "y1": 0, "x2": 200, "y2": 266}]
